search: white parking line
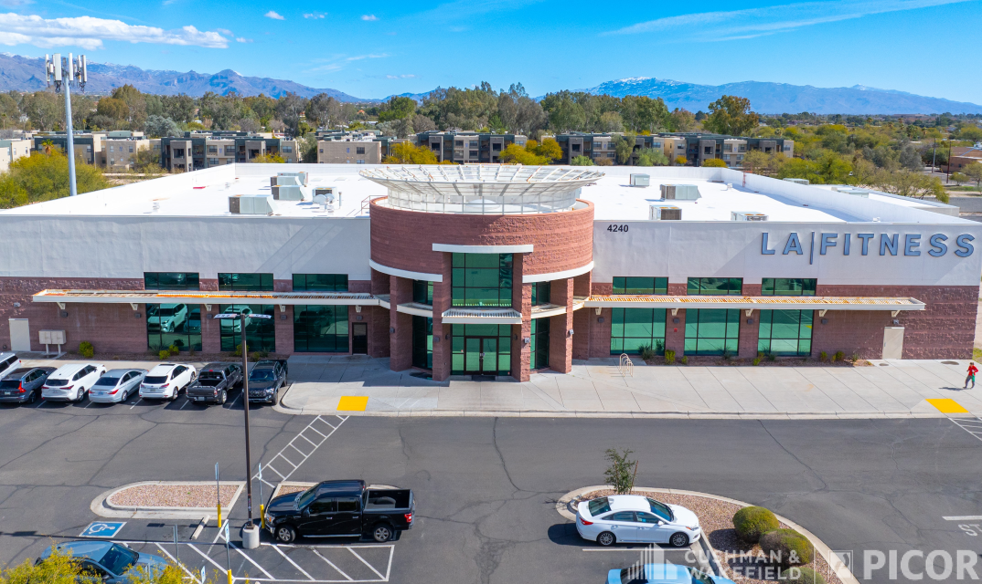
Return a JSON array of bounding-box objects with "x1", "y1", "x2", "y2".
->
[
  {"x1": 255, "y1": 415, "x2": 348, "y2": 487},
  {"x1": 346, "y1": 546, "x2": 385, "y2": 580},
  {"x1": 943, "y1": 515, "x2": 982, "y2": 521},
  {"x1": 179, "y1": 399, "x2": 190, "y2": 410},
  {"x1": 186, "y1": 543, "x2": 227, "y2": 573},
  {"x1": 36, "y1": 400, "x2": 46, "y2": 408},
  {"x1": 271, "y1": 544, "x2": 315, "y2": 581},
  {"x1": 154, "y1": 542, "x2": 203, "y2": 584},
  {"x1": 310, "y1": 549, "x2": 353, "y2": 581},
  {"x1": 129, "y1": 398, "x2": 142, "y2": 410}
]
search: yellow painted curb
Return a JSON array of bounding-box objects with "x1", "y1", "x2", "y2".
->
[
  {"x1": 337, "y1": 396, "x2": 368, "y2": 411},
  {"x1": 927, "y1": 398, "x2": 969, "y2": 413}
]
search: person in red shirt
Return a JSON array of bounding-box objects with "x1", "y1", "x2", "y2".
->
[{"x1": 966, "y1": 362, "x2": 978, "y2": 389}]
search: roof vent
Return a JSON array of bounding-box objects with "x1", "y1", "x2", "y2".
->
[
  {"x1": 661, "y1": 184, "x2": 700, "y2": 201},
  {"x1": 731, "y1": 211, "x2": 768, "y2": 221},
  {"x1": 650, "y1": 205, "x2": 681, "y2": 220},
  {"x1": 630, "y1": 174, "x2": 650, "y2": 187},
  {"x1": 783, "y1": 178, "x2": 810, "y2": 185}
]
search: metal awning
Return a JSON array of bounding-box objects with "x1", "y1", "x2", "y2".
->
[
  {"x1": 585, "y1": 295, "x2": 925, "y2": 317},
  {"x1": 442, "y1": 307, "x2": 523, "y2": 325},
  {"x1": 33, "y1": 289, "x2": 379, "y2": 311}
]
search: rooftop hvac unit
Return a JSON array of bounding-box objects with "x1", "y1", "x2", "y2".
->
[
  {"x1": 277, "y1": 185, "x2": 304, "y2": 201},
  {"x1": 731, "y1": 211, "x2": 768, "y2": 221},
  {"x1": 630, "y1": 173, "x2": 650, "y2": 187},
  {"x1": 229, "y1": 194, "x2": 273, "y2": 215},
  {"x1": 277, "y1": 171, "x2": 308, "y2": 186},
  {"x1": 661, "y1": 184, "x2": 701, "y2": 201},
  {"x1": 270, "y1": 185, "x2": 280, "y2": 199},
  {"x1": 650, "y1": 205, "x2": 681, "y2": 220},
  {"x1": 837, "y1": 188, "x2": 870, "y2": 198},
  {"x1": 783, "y1": 178, "x2": 810, "y2": 185},
  {"x1": 314, "y1": 187, "x2": 340, "y2": 207}
]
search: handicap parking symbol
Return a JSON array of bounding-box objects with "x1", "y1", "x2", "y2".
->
[{"x1": 80, "y1": 522, "x2": 125, "y2": 538}]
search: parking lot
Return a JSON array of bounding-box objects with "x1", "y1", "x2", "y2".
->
[{"x1": 3, "y1": 387, "x2": 982, "y2": 582}]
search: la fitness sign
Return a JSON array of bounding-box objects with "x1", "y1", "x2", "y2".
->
[{"x1": 762, "y1": 231, "x2": 975, "y2": 259}]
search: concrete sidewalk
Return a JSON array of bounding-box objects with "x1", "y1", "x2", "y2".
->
[{"x1": 280, "y1": 355, "x2": 982, "y2": 419}]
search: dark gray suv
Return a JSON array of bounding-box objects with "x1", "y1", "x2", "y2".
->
[{"x1": 0, "y1": 367, "x2": 56, "y2": 404}]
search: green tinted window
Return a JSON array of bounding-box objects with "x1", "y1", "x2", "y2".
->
[
  {"x1": 687, "y1": 278, "x2": 743, "y2": 295},
  {"x1": 450, "y1": 324, "x2": 512, "y2": 376},
  {"x1": 218, "y1": 273, "x2": 274, "y2": 291},
  {"x1": 144, "y1": 272, "x2": 199, "y2": 290},
  {"x1": 758, "y1": 310, "x2": 813, "y2": 356},
  {"x1": 413, "y1": 280, "x2": 434, "y2": 305},
  {"x1": 684, "y1": 309, "x2": 740, "y2": 356},
  {"x1": 531, "y1": 282, "x2": 552, "y2": 306},
  {"x1": 293, "y1": 274, "x2": 348, "y2": 292},
  {"x1": 610, "y1": 308, "x2": 666, "y2": 355},
  {"x1": 294, "y1": 305, "x2": 348, "y2": 352},
  {"x1": 146, "y1": 303, "x2": 201, "y2": 352},
  {"x1": 612, "y1": 277, "x2": 668, "y2": 295},
  {"x1": 451, "y1": 254, "x2": 513, "y2": 307},
  {"x1": 760, "y1": 278, "x2": 817, "y2": 296},
  {"x1": 530, "y1": 318, "x2": 550, "y2": 370},
  {"x1": 412, "y1": 316, "x2": 433, "y2": 369},
  {"x1": 219, "y1": 304, "x2": 275, "y2": 352}
]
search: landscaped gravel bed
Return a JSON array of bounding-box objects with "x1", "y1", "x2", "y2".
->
[
  {"x1": 271, "y1": 483, "x2": 315, "y2": 500},
  {"x1": 580, "y1": 489, "x2": 841, "y2": 584},
  {"x1": 109, "y1": 482, "x2": 240, "y2": 509}
]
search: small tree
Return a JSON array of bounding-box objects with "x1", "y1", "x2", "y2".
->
[
  {"x1": 251, "y1": 153, "x2": 286, "y2": 163},
  {"x1": 674, "y1": 155, "x2": 688, "y2": 166},
  {"x1": 636, "y1": 148, "x2": 668, "y2": 166},
  {"x1": 383, "y1": 142, "x2": 439, "y2": 164},
  {"x1": 604, "y1": 448, "x2": 637, "y2": 494},
  {"x1": 570, "y1": 155, "x2": 594, "y2": 166},
  {"x1": 964, "y1": 162, "x2": 982, "y2": 191},
  {"x1": 702, "y1": 158, "x2": 727, "y2": 167},
  {"x1": 0, "y1": 548, "x2": 88, "y2": 583}
]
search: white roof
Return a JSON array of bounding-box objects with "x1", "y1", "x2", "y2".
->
[
  {"x1": 605, "y1": 495, "x2": 651, "y2": 511},
  {"x1": 0, "y1": 163, "x2": 968, "y2": 225}
]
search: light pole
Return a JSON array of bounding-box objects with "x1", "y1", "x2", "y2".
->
[
  {"x1": 44, "y1": 53, "x2": 87, "y2": 197},
  {"x1": 213, "y1": 310, "x2": 270, "y2": 549}
]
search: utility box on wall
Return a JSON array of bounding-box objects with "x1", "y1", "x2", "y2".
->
[{"x1": 39, "y1": 330, "x2": 66, "y2": 345}]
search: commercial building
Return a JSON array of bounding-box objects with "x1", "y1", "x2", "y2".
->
[
  {"x1": 158, "y1": 132, "x2": 299, "y2": 172},
  {"x1": 0, "y1": 164, "x2": 977, "y2": 382},
  {"x1": 946, "y1": 144, "x2": 982, "y2": 174},
  {"x1": 416, "y1": 132, "x2": 527, "y2": 164},
  {"x1": 0, "y1": 138, "x2": 32, "y2": 172}
]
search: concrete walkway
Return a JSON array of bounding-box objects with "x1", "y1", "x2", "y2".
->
[{"x1": 280, "y1": 355, "x2": 982, "y2": 419}]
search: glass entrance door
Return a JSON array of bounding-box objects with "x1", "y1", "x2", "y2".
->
[{"x1": 464, "y1": 337, "x2": 498, "y2": 375}]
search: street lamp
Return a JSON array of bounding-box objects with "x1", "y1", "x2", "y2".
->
[
  {"x1": 44, "y1": 53, "x2": 87, "y2": 197},
  {"x1": 214, "y1": 309, "x2": 270, "y2": 549}
]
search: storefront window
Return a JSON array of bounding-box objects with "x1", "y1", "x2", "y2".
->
[
  {"x1": 218, "y1": 273, "x2": 274, "y2": 291},
  {"x1": 145, "y1": 273, "x2": 200, "y2": 352},
  {"x1": 451, "y1": 253, "x2": 513, "y2": 307},
  {"x1": 612, "y1": 277, "x2": 668, "y2": 295},
  {"x1": 687, "y1": 278, "x2": 743, "y2": 295},
  {"x1": 413, "y1": 280, "x2": 433, "y2": 305},
  {"x1": 761, "y1": 278, "x2": 816, "y2": 296},
  {"x1": 451, "y1": 324, "x2": 511, "y2": 376},
  {"x1": 412, "y1": 316, "x2": 433, "y2": 369},
  {"x1": 684, "y1": 309, "x2": 740, "y2": 355},
  {"x1": 530, "y1": 318, "x2": 550, "y2": 370},
  {"x1": 294, "y1": 306, "x2": 348, "y2": 352},
  {"x1": 293, "y1": 274, "x2": 348, "y2": 292},
  {"x1": 758, "y1": 310, "x2": 813, "y2": 356},
  {"x1": 531, "y1": 282, "x2": 551, "y2": 306},
  {"x1": 610, "y1": 308, "x2": 666, "y2": 355}
]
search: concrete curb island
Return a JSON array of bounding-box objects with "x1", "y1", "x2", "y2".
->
[
  {"x1": 90, "y1": 481, "x2": 243, "y2": 520},
  {"x1": 555, "y1": 485, "x2": 859, "y2": 585}
]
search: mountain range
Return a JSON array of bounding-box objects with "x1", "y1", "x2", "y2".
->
[{"x1": 1, "y1": 53, "x2": 979, "y2": 114}]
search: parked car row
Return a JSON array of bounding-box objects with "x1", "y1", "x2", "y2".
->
[{"x1": 0, "y1": 352, "x2": 289, "y2": 407}]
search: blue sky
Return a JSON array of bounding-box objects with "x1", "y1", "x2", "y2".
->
[{"x1": 2, "y1": 0, "x2": 980, "y2": 102}]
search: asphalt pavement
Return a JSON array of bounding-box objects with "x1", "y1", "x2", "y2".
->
[{"x1": 1, "y1": 395, "x2": 982, "y2": 583}]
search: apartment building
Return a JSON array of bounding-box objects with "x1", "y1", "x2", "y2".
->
[
  {"x1": 416, "y1": 131, "x2": 527, "y2": 164},
  {"x1": 102, "y1": 132, "x2": 151, "y2": 171},
  {"x1": 675, "y1": 133, "x2": 794, "y2": 167},
  {"x1": 158, "y1": 132, "x2": 299, "y2": 172},
  {"x1": 316, "y1": 131, "x2": 386, "y2": 164},
  {"x1": 32, "y1": 132, "x2": 104, "y2": 166},
  {"x1": 0, "y1": 138, "x2": 31, "y2": 172},
  {"x1": 550, "y1": 133, "x2": 793, "y2": 167}
]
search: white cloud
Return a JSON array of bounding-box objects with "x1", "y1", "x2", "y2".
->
[
  {"x1": 0, "y1": 0, "x2": 33, "y2": 6},
  {"x1": 346, "y1": 53, "x2": 388, "y2": 61},
  {"x1": 414, "y1": 0, "x2": 543, "y2": 23},
  {"x1": 606, "y1": 0, "x2": 975, "y2": 39},
  {"x1": 0, "y1": 13, "x2": 229, "y2": 49},
  {"x1": 236, "y1": 37, "x2": 252, "y2": 43},
  {"x1": 361, "y1": 14, "x2": 378, "y2": 21},
  {"x1": 216, "y1": 28, "x2": 233, "y2": 35},
  {"x1": 264, "y1": 10, "x2": 285, "y2": 20},
  {"x1": 303, "y1": 12, "x2": 326, "y2": 19},
  {"x1": 307, "y1": 52, "x2": 389, "y2": 73},
  {"x1": 386, "y1": 74, "x2": 416, "y2": 79}
]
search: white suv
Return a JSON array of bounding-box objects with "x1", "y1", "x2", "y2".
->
[
  {"x1": 41, "y1": 364, "x2": 107, "y2": 402},
  {"x1": 0, "y1": 353, "x2": 22, "y2": 379},
  {"x1": 140, "y1": 363, "x2": 196, "y2": 401}
]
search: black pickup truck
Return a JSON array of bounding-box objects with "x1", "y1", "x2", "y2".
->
[
  {"x1": 265, "y1": 480, "x2": 415, "y2": 544},
  {"x1": 187, "y1": 362, "x2": 243, "y2": 404}
]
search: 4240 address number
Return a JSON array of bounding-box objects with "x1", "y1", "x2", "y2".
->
[{"x1": 607, "y1": 224, "x2": 629, "y2": 233}]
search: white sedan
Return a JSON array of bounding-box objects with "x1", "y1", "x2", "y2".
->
[
  {"x1": 576, "y1": 495, "x2": 701, "y2": 548},
  {"x1": 139, "y1": 363, "x2": 196, "y2": 401},
  {"x1": 89, "y1": 369, "x2": 147, "y2": 404}
]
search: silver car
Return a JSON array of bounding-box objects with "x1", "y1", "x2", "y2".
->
[{"x1": 89, "y1": 369, "x2": 147, "y2": 404}]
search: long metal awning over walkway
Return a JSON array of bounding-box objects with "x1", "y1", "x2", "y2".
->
[
  {"x1": 585, "y1": 295, "x2": 926, "y2": 317},
  {"x1": 441, "y1": 307, "x2": 523, "y2": 325},
  {"x1": 32, "y1": 289, "x2": 379, "y2": 311}
]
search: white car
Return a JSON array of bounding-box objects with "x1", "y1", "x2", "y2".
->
[
  {"x1": 576, "y1": 495, "x2": 701, "y2": 548},
  {"x1": 148, "y1": 304, "x2": 188, "y2": 333},
  {"x1": 41, "y1": 364, "x2": 107, "y2": 402},
  {"x1": 139, "y1": 363, "x2": 196, "y2": 401},
  {"x1": 89, "y1": 369, "x2": 147, "y2": 404},
  {"x1": 0, "y1": 352, "x2": 22, "y2": 379}
]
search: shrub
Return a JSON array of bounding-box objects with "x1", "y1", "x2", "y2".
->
[
  {"x1": 733, "y1": 506, "x2": 780, "y2": 543},
  {"x1": 780, "y1": 567, "x2": 826, "y2": 584},
  {"x1": 638, "y1": 344, "x2": 656, "y2": 361},
  {"x1": 768, "y1": 353, "x2": 777, "y2": 362},
  {"x1": 833, "y1": 351, "x2": 844, "y2": 362},
  {"x1": 722, "y1": 350, "x2": 732, "y2": 361},
  {"x1": 760, "y1": 529, "x2": 814, "y2": 568},
  {"x1": 604, "y1": 448, "x2": 637, "y2": 494},
  {"x1": 664, "y1": 349, "x2": 676, "y2": 364},
  {"x1": 752, "y1": 357, "x2": 762, "y2": 366},
  {"x1": 249, "y1": 351, "x2": 262, "y2": 363},
  {"x1": 819, "y1": 351, "x2": 828, "y2": 362},
  {"x1": 78, "y1": 341, "x2": 94, "y2": 359},
  {"x1": 851, "y1": 353, "x2": 859, "y2": 362},
  {"x1": 158, "y1": 349, "x2": 171, "y2": 360},
  {"x1": 680, "y1": 356, "x2": 688, "y2": 365},
  {"x1": 168, "y1": 344, "x2": 179, "y2": 356}
]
